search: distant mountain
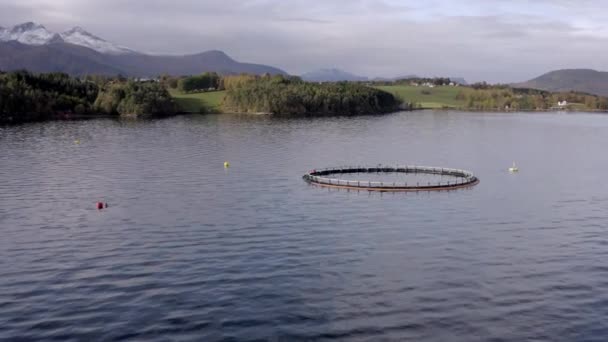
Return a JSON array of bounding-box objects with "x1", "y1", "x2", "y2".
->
[
  {"x1": 450, "y1": 77, "x2": 468, "y2": 85},
  {"x1": 0, "y1": 42, "x2": 286, "y2": 76},
  {"x1": 301, "y1": 68, "x2": 368, "y2": 82},
  {"x1": 0, "y1": 22, "x2": 129, "y2": 54},
  {"x1": 0, "y1": 22, "x2": 286, "y2": 76},
  {"x1": 108, "y1": 50, "x2": 287, "y2": 77},
  {"x1": 371, "y1": 74, "x2": 418, "y2": 82},
  {"x1": 0, "y1": 22, "x2": 61, "y2": 45},
  {"x1": 370, "y1": 75, "x2": 467, "y2": 84},
  {"x1": 515, "y1": 69, "x2": 608, "y2": 96},
  {"x1": 60, "y1": 26, "x2": 135, "y2": 55},
  {"x1": 0, "y1": 41, "x2": 125, "y2": 75}
]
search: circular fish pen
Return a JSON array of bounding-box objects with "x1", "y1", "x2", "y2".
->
[{"x1": 303, "y1": 165, "x2": 479, "y2": 192}]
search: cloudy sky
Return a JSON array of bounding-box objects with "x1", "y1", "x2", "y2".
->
[{"x1": 1, "y1": 0, "x2": 607, "y2": 82}]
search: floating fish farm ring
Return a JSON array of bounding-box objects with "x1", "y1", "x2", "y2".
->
[{"x1": 303, "y1": 165, "x2": 479, "y2": 192}]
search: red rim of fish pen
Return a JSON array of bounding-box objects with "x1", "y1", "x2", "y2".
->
[{"x1": 303, "y1": 165, "x2": 479, "y2": 192}]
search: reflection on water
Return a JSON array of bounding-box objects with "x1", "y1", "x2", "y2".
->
[{"x1": 2, "y1": 111, "x2": 608, "y2": 341}]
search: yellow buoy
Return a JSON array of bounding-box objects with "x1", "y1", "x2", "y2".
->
[
  {"x1": 74, "y1": 140, "x2": 80, "y2": 144},
  {"x1": 224, "y1": 161, "x2": 230, "y2": 168}
]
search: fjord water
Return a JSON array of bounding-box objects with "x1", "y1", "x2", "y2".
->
[{"x1": 2, "y1": 111, "x2": 608, "y2": 341}]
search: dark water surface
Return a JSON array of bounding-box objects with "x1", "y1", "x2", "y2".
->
[{"x1": 2, "y1": 111, "x2": 608, "y2": 341}]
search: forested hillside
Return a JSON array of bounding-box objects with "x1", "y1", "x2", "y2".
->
[
  {"x1": 0, "y1": 71, "x2": 176, "y2": 122},
  {"x1": 222, "y1": 75, "x2": 402, "y2": 115}
]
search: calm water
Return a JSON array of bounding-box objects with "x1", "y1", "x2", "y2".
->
[{"x1": 2, "y1": 111, "x2": 608, "y2": 341}]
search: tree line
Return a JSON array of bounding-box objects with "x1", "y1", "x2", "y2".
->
[
  {"x1": 222, "y1": 74, "x2": 402, "y2": 115},
  {"x1": 0, "y1": 71, "x2": 97, "y2": 121},
  {"x1": 94, "y1": 81, "x2": 177, "y2": 116},
  {"x1": 454, "y1": 86, "x2": 608, "y2": 111},
  {"x1": 371, "y1": 77, "x2": 456, "y2": 86},
  {"x1": 1, "y1": 70, "x2": 177, "y2": 122},
  {"x1": 177, "y1": 72, "x2": 221, "y2": 92}
]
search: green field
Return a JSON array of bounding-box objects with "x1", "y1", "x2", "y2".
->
[
  {"x1": 374, "y1": 85, "x2": 466, "y2": 109},
  {"x1": 170, "y1": 89, "x2": 226, "y2": 113}
]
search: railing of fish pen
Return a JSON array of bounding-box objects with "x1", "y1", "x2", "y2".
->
[{"x1": 303, "y1": 165, "x2": 479, "y2": 191}]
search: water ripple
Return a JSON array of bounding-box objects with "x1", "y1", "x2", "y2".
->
[{"x1": 3, "y1": 113, "x2": 608, "y2": 340}]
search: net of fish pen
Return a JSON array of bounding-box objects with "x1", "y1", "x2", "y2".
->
[{"x1": 303, "y1": 166, "x2": 478, "y2": 191}]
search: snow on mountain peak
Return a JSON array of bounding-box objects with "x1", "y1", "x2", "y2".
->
[
  {"x1": 0, "y1": 22, "x2": 136, "y2": 54},
  {"x1": 10, "y1": 22, "x2": 41, "y2": 33},
  {"x1": 60, "y1": 26, "x2": 135, "y2": 55},
  {"x1": 63, "y1": 26, "x2": 98, "y2": 39},
  {"x1": 65, "y1": 26, "x2": 87, "y2": 34},
  {"x1": 0, "y1": 22, "x2": 58, "y2": 45}
]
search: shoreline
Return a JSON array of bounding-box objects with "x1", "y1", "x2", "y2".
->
[
  {"x1": 4, "y1": 108, "x2": 608, "y2": 125},
  {"x1": 414, "y1": 108, "x2": 608, "y2": 113}
]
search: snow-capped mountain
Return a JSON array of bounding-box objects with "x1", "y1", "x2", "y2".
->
[
  {"x1": 60, "y1": 26, "x2": 135, "y2": 55},
  {"x1": 0, "y1": 22, "x2": 62, "y2": 45},
  {"x1": 0, "y1": 22, "x2": 136, "y2": 54},
  {"x1": 0, "y1": 21, "x2": 287, "y2": 77}
]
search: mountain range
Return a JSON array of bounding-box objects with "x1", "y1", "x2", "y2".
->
[
  {"x1": 0, "y1": 22, "x2": 286, "y2": 76},
  {"x1": 0, "y1": 22, "x2": 134, "y2": 54},
  {"x1": 4, "y1": 22, "x2": 606, "y2": 95},
  {"x1": 301, "y1": 68, "x2": 368, "y2": 82},
  {"x1": 300, "y1": 68, "x2": 469, "y2": 85},
  {"x1": 515, "y1": 69, "x2": 608, "y2": 96}
]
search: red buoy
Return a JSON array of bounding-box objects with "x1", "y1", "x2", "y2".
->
[{"x1": 96, "y1": 202, "x2": 105, "y2": 210}]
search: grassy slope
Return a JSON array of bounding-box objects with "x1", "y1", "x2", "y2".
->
[
  {"x1": 375, "y1": 85, "x2": 465, "y2": 109},
  {"x1": 170, "y1": 89, "x2": 226, "y2": 113}
]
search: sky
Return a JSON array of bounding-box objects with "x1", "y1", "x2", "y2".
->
[{"x1": 1, "y1": 0, "x2": 608, "y2": 82}]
